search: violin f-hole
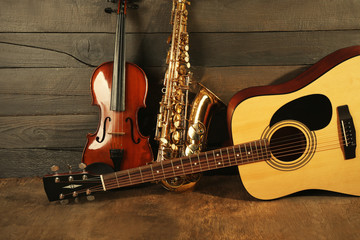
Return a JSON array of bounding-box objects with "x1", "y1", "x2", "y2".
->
[
  {"x1": 126, "y1": 117, "x2": 140, "y2": 144},
  {"x1": 96, "y1": 117, "x2": 111, "y2": 143}
]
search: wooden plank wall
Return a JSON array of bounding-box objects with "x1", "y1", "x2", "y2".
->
[{"x1": 1, "y1": 0, "x2": 360, "y2": 177}]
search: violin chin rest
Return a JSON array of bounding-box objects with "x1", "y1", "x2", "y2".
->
[{"x1": 85, "y1": 162, "x2": 115, "y2": 175}]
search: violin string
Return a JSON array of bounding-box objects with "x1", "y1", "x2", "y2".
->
[{"x1": 120, "y1": 5, "x2": 125, "y2": 151}]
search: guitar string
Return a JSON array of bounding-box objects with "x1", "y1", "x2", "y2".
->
[
  {"x1": 70, "y1": 131, "x2": 346, "y2": 180},
  {"x1": 73, "y1": 143, "x2": 341, "y2": 197},
  {"x1": 62, "y1": 124, "x2": 350, "y2": 197},
  {"x1": 266, "y1": 134, "x2": 342, "y2": 154},
  {"x1": 61, "y1": 138, "x2": 347, "y2": 198},
  {"x1": 99, "y1": 139, "x2": 345, "y2": 188},
  {"x1": 69, "y1": 135, "x2": 346, "y2": 189}
]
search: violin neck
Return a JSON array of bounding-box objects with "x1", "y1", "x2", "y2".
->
[{"x1": 110, "y1": 0, "x2": 127, "y2": 112}]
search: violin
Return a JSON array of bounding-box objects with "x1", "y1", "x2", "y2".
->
[{"x1": 81, "y1": 0, "x2": 153, "y2": 173}]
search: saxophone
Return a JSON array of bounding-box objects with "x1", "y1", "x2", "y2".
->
[{"x1": 154, "y1": 0, "x2": 222, "y2": 191}]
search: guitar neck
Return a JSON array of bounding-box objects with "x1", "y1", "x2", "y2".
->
[{"x1": 100, "y1": 139, "x2": 269, "y2": 191}]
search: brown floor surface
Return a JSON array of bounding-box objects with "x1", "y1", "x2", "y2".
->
[{"x1": 1, "y1": 173, "x2": 360, "y2": 240}]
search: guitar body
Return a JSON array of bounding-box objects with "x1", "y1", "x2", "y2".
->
[{"x1": 228, "y1": 46, "x2": 360, "y2": 200}]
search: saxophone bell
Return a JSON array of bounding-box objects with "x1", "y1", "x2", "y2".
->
[{"x1": 162, "y1": 84, "x2": 223, "y2": 192}]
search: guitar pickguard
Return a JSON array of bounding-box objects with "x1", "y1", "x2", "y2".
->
[{"x1": 270, "y1": 94, "x2": 332, "y2": 131}]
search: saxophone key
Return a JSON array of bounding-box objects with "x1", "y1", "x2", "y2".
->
[
  {"x1": 174, "y1": 103, "x2": 183, "y2": 114},
  {"x1": 180, "y1": 44, "x2": 189, "y2": 51},
  {"x1": 171, "y1": 131, "x2": 182, "y2": 143}
]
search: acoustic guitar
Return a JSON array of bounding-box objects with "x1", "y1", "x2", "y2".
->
[{"x1": 43, "y1": 46, "x2": 360, "y2": 202}]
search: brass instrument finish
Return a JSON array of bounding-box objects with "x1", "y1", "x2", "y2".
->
[{"x1": 154, "y1": 0, "x2": 221, "y2": 191}]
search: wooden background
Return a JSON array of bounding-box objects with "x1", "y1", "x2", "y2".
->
[{"x1": 1, "y1": 0, "x2": 360, "y2": 177}]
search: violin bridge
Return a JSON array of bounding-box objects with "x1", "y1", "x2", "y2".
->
[{"x1": 109, "y1": 132, "x2": 126, "y2": 136}]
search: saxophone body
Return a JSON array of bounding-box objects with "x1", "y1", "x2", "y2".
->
[{"x1": 154, "y1": 0, "x2": 222, "y2": 191}]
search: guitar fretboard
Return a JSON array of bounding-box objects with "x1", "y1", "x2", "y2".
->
[{"x1": 101, "y1": 139, "x2": 270, "y2": 191}]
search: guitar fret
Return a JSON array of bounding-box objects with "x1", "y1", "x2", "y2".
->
[
  {"x1": 138, "y1": 167, "x2": 144, "y2": 182},
  {"x1": 150, "y1": 165, "x2": 156, "y2": 181},
  {"x1": 214, "y1": 150, "x2": 221, "y2": 166},
  {"x1": 160, "y1": 161, "x2": 166, "y2": 178},
  {"x1": 258, "y1": 140, "x2": 264, "y2": 160},
  {"x1": 127, "y1": 170, "x2": 132, "y2": 184},
  {"x1": 263, "y1": 139, "x2": 270, "y2": 160},
  {"x1": 205, "y1": 152, "x2": 211, "y2": 170},
  {"x1": 100, "y1": 175, "x2": 106, "y2": 191},
  {"x1": 255, "y1": 140, "x2": 260, "y2": 160},
  {"x1": 189, "y1": 155, "x2": 200, "y2": 172},
  {"x1": 173, "y1": 159, "x2": 182, "y2": 175},
  {"x1": 152, "y1": 165, "x2": 163, "y2": 177},
  {"x1": 249, "y1": 142, "x2": 255, "y2": 162},
  {"x1": 180, "y1": 158, "x2": 186, "y2": 175},
  {"x1": 226, "y1": 147, "x2": 231, "y2": 165},
  {"x1": 244, "y1": 144, "x2": 249, "y2": 162},
  {"x1": 188, "y1": 156, "x2": 194, "y2": 172},
  {"x1": 221, "y1": 148, "x2": 226, "y2": 166},
  {"x1": 115, "y1": 172, "x2": 120, "y2": 187},
  {"x1": 238, "y1": 145, "x2": 243, "y2": 164},
  {"x1": 259, "y1": 140, "x2": 264, "y2": 160},
  {"x1": 245, "y1": 144, "x2": 252, "y2": 162},
  {"x1": 232, "y1": 146, "x2": 238, "y2": 165},
  {"x1": 250, "y1": 143, "x2": 254, "y2": 161},
  {"x1": 212, "y1": 150, "x2": 218, "y2": 168},
  {"x1": 197, "y1": 154, "x2": 203, "y2": 171},
  {"x1": 219, "y1": 149, "x2": 225, "y2": 167},
  {"x1": 254, "y1": 141, "x2": 259, "y2": 161}
]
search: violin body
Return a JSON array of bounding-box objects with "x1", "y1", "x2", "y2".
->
[{"x1": 82, "y1": 61, "x2": 153, "y2": 171}]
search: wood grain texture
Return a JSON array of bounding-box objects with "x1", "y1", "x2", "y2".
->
[
  {"x1": 1, "y1": 2, "x2": 360, "y2": 239},
  {"x1": 1, "y1": 0, "x2": 360, "y2": 32},
  {"x1": 0, "y1": 68, "x2": 93, "y2": 95},
  {"x1": 1, "y1": 0, "x2": 360, "y2": 179},
  {"x1": 194, "y1": 65, "x2": 308, "y2": 104},
  {"x1": 0, "y1": 115, "x2": 97, "y2": 149},
  {"x1": 0, "y1": 94, "x2": 96, "y2": 116},
  {"x1": 2, "y1": 31, "x2": 360, "y2": 67},
  {"x1": 0, "y1": 149, "x2": 82, "y2": 177},
  {"x1": 0, "y1": 65, "x2": 307, "y2": 103},
  {"x1": 1, "y1": 176, "x2": 360, "y2": 239}
]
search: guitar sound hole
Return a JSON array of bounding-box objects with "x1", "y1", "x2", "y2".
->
[{"x1": 269, "y1": 126, "x2": 306, "y2": 162}]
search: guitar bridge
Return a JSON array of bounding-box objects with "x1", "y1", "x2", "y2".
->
[{"x1": 337, "y1": 105, "x2": 356, "y2": 159}]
